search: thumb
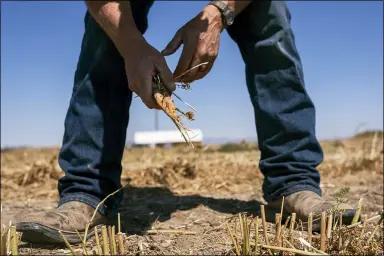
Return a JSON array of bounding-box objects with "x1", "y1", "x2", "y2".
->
[{"x1": 161, "y1": 31, "x2": 183, "y2": 56}]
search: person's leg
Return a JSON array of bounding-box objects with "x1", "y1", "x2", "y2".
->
[
  {"x1": 227, "y1": 1, "x2": 355, "y2": 229},
  {"x1": 227, "y1": 0, "x2": 322, "y2": 203},
  {"x1": 16, "y1": 1, "x2": 154, "y2": 244}
]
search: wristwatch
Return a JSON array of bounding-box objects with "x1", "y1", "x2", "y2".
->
[{"x1": 208, "y1": 0, "x2": 235, "y2": 29}]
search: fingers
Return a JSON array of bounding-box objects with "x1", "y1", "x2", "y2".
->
[
  {"x1": 140, "y1": 75, "x2": 162, "y2": 110},
  {"x1": 155, "y1": 62, "x2": 176, "y2": 92},
  {"x1": 132, "y1": 57, "x2": 175, "y2": 110},
  {"x1": 173, "y1": 40, "x2": 196, "y2": 82},
  {"x1": 194, "y1": 61, "x2": 214, "y2": 81},
  {"x1": 178, "y1": 50, "x2": 215, "y2": 82},
  {"x1": 129, "y1": 82, "x2": 157, "y2": 109},
  {"x1": 161, "y1": 30, "x2": 183, "y2": 56}
]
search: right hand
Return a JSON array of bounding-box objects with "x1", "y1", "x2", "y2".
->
[{"x1": 122, "y1": 36, "x2": 176, "y2": 109}]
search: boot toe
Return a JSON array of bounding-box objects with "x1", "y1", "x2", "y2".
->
[{"x1": 15, "y1": 201, "x2": 107, "y2": 244}]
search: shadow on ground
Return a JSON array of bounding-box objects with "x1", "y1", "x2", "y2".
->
[
  {"x1": 107, "y1": 185, "x2": 263, "y2": 234},
  {"x1": 17, "y1": 185, "x2": 262, "y2": 250}
]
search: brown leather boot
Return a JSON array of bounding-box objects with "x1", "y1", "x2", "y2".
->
[
  {"x1": 265, "y1": 190, "x2": 357, "y2": 232},
  {"x1": 16, "y1": 201, "x2": 107, "y2": 244}
]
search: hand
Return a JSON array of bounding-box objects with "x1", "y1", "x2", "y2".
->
[
  {"x1": 122, "y1": 36, "x2": 175, "y2": 109},
  {"x1": 162, "y1": 5, "x2": 223, "y2": 83}
]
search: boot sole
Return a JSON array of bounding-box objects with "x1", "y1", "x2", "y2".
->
[{"x1": 17, "y1": 222, "x2": 100, "y2": 244}]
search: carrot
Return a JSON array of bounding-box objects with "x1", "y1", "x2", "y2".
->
[
  {"x1": 152, "y1": 75, "x2": 194, "y2": 147},
  {"x1": 151, "y1": 62, "x2": 209, "y2": 148}
]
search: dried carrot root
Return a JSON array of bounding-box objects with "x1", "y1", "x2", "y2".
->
[
  {"x1": 151, "y1": 62, "x2": 210, "y2": 147},
  {"x1": 153, "y1": 75, "x2": 194, "y2": 147}
]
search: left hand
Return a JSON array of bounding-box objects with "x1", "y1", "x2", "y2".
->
[{"x1": 161, "y1": 5, "x2": 223, "y2": 83}]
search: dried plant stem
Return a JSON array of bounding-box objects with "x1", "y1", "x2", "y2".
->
[
  {"x1": 327, "y1": 212, "x2": 333, "y2": 240},
  {"x1": 284, "y1": 238, "x2": 296, "y2": 249},
  {"x1": 238, "y1": 214, "x2": 244, "y2": 253},
  {"x1": 172, "y1": 94, "x2": 196, "y2": 112},
  {"x1": 112, "y1": 226, "x2": 117, "y2": 255},
  {"x1": 254, "y1": 216, "x2": 259, "y2": 255},
  {"x1": 367, "y1": 214, "x2": 383, "y2": 244},
  {"x1": 1, "y1": 225, "x2": 7, "y2": 255},
  {"x1": 283, "y1": 216, "x2": 291, "y2": 231},
  {"x1": 239, "y1": 214, "x2": 249, "y2": 255},
  {"x1": 117, "y1": 233, "x2": 125, "y2": 255},
  {"x1": 347, "y1": 214, "x2": 381, "y2": 228},
  {"x1": 320, "y1": 212, "x2": 326, "y2": 251},
  {"x1": 83, "y1": 185, "x2": 127, "y2": 244},
  {"x1": 108, "y1": 226, "x2": 116, "y2": 255},
  {"x1": 241, "y1": 214, "x2": 250, "y2": 255},
  {"x1": 94, "y1": 227, "x2": 102, "y2": 255},
  {"x1": 6, "y1": 221, "x2": 11, "y2": 254},
  {"x1": 297, "y1": 238, "x2": 328, "y2": 255},
  {"x1": 275, "y1": 213, "x2": 282, "y2": 246},
  {"x1": 101, "y1": 225, "x2": 110, "y2": 255},
  {"x1": 333, "y1": 216, "x2": 339, "y2": 231},
  {"x1": 58, "y1": 231, "x2": 76, "y2": 255},
  {"x1": 146, "y1": 229, "x2": 197, "y2": 235},
  {"x1": 280, "y1": 196, "x2": 285, "y2": 216},
  {"x1": 259, "y1": 244, "x2": 323, "y2": 256},
  {"x1": 226, "y1": 222, "x2": 240, "y2": 256},
  {"x1": 299, "y1": 219, "x2": 304, "y2": 232},
  {"x1": 338, "y1": 212, "x2": 343, "y2": 250},
  {"x1": 247, "y1": 219, "x2": 252, "y2": 243},
  {"x1": 10, "y1": 226, "x2": 17, "y2": 256},
  {"x1": 239, "y1": 214, "x2": 248, "y2": 255},
  {"x1": 174, "y1": 62, "x2": 210, "y2": 80},
  {"x1": 359, "y1": 218, "x2": 367, "y2": 239},
  {"x1": 118, "y1": 213, "x2": 122, "y2": 234},
  {"x1": 260, "y1": 205, "x2": 269, "y2": 245},
  {"x1": 289, "y1": 213, "x2": 296, "y2": 243},
  {"x1": 234, "y1": 219, "x2": 238, "y2": 244},
  {"x1": 281, "y1": 216, "x2": 291, "y2": 248},
  {"x1": 108, "y1": 226, "x2": 112, "y2": 253},
  {"x1": 351, "y1": 198, "x2": 363, "y2": 225},
  {"x1": 75, "y1": 230, "x2": 88, "y2": 256},
  {"x1": 308, "y1": 213, "x2": 313, "y2": 244}
]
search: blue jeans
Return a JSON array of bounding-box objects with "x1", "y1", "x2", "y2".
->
[{"x1": 58, "y1": 1, "x2": 323, "y2": 215}]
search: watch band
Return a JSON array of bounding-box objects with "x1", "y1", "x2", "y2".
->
[{"x1": 208, "y1": 0, "x2": 235, "y2": 28}]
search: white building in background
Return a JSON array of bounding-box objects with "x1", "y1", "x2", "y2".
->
[{"x1": 133, "y1": 129, "x2": 203, "y2": 148}]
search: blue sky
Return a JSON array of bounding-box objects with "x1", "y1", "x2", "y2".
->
[{"x1": 1, "y1": 1, "x2": 383, "y2": 147}]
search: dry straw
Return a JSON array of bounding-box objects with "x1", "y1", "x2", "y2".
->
[
  {"x1": 308, "y1": 212, "x2": 313, "y2": 244},
  {"x1": 320, "y1": 211, "x2": 327, "y2": 251},
  {"x1": 275, "y1": 213, "x2": 282, "y2": 246},
  {"x1": 10, "y1": 226, "x2": 18, "y2": 256},
  {"x1": 94, "y1": 226, "x2": 102, "y2": 255},
  {"x1": 101, "y1": 225, "x2": 110, "y2": 255},
  {"x1": 260, "y1": 205, "x2": 269, "y2": 245},
  {"x1": 225, "y1": 194, "x2": 383, "y2": 256}
]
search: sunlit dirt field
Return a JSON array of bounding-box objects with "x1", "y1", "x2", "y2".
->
[{"x1": 1, "y1": 132, "x2": 383, "y2": 255}]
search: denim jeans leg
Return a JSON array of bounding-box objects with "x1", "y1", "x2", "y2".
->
[
  {"x1": 227, "y1": 1, "x2": 324, "y2": 201},
  {"x1": 57, "y1": 2, "x2": 153, "y2": 215}
]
